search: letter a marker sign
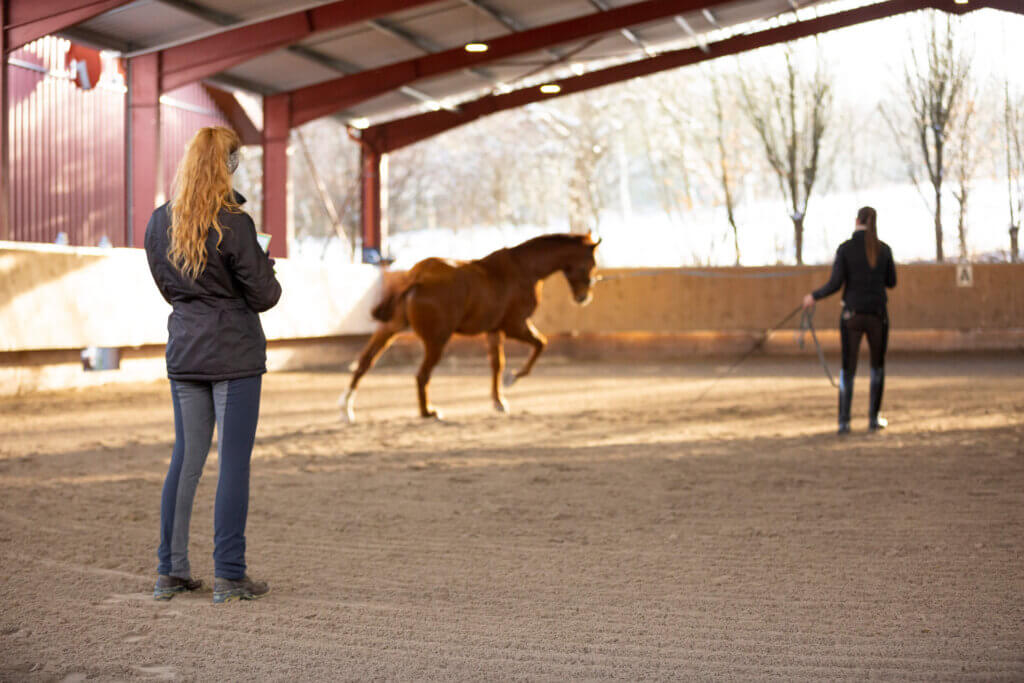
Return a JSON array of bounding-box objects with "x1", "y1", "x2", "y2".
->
[{"x1": 956, "y1": 263, "x2": 974, "y2": 288}]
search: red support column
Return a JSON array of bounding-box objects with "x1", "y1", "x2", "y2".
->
[
  {"x1": 261, "y1": 93, "x2": 289, "y2": 259},
  {"x1": 359, "y1": 143, "x2": 384, "y2": 263},
  {"x1": 0, "y1": 1, "x2": 9, "y2": 241},
  {"x1": 127, "y1": 52, "x2": 160, "y2": 247}
]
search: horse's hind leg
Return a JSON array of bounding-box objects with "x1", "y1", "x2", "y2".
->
[
  {"x1": 415, "y1": 337, "x2": 449, "y2": 419},
  {"x1": 487, "y1": 331, "x2": 508, "y2": 413},
  {"x1": 503, "y1": 319, "x2": 547, "y2": 387},
  {"x1": 406, "y1": 288, "x2": 455, "y2": 419},
  {"x1": 340, "y1": 323, "x2": 400, "y2": 422}
]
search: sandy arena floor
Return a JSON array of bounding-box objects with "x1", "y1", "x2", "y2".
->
[{"x1": 1, "y1": 353, "x2": 1022, "y2": 681}]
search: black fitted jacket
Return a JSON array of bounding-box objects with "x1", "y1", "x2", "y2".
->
[
  {"x1": 144, "y1": 192, "x2": 281, "y2": 381},
  {"x1": 812, "y1": 230, "x2": 897, "y2": 314}
]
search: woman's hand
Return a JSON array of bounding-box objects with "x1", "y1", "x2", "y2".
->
[{"x1": 802, "y1": 293, "x2": 816, "y2": 310}]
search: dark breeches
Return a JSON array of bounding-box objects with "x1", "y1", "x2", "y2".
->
[{"x1": 840, "y1": 311, "x2": 888, "y2": 376}]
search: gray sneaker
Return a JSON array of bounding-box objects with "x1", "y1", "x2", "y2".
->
[
  {"x1": 153, "y1": 575, "x2": 204, "y2": 600},
  {"x1": 213, "y1": 575, "x2": 270, "y2": 604}
]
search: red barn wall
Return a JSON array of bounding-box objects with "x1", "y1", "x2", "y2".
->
[{"x1": 6, "y1": 37, "x2": 229, "y2": 248}]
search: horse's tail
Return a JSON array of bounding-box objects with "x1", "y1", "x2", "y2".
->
[{"x1": 371, "y1": 282, "x2": 413, "y2": 322}]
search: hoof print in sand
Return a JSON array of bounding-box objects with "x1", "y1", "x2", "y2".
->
[{"x1": 135, "y1": 664, "x2": 179, "y2": 680}]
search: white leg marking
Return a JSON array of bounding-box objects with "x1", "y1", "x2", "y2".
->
[{"x1": 339, "y1": 389, "x2": 355, "y2": 423}]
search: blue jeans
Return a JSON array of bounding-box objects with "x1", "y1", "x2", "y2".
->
[{"x1": 157, "y1": 375, "x2": 262, "y2": 580}]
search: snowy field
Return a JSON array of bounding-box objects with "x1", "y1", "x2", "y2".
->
[{"x1": 292, "y1": 179, "x2": 1019, "y2": 269}]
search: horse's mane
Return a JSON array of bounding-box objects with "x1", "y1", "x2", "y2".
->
[{"x1": 512, "y1": 233, "x2": 595, "y2": 251}]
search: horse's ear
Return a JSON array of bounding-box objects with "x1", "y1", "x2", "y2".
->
[{"x1": 592, "y1": 237, "x2": 602, "y2": 248}]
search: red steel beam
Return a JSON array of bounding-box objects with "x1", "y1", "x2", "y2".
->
[
  {"x1": 3, "y1": 0, "x2": 133, "y2": 52},
  {"x1": 363, "y1": 0, "x2": 943, "y2": 153},
  {"x1": 289, "y1": 0, "x2": 752, "y2": 127},
  {"x1": 262, "y1": 93, "x2": 289, "y2": 258},
  {"x1": 203, "y1": 84, "x2": 261, "y2": 146},
  {"x1": 160, "y1": 0, "x2": 442, "y2": 93}
]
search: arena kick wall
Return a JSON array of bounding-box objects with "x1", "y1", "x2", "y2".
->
[
  {"x1": 0, "y1": 242, "x2": 381, "y2": 394},
  {"x1": 1, "y1": 243, "x2": 1021, "y2": 394},
  {"x1": 529, "y1": 265, "x2": 1024, "y2": 358}
]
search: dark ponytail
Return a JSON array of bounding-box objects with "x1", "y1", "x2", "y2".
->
[{"x1": 858, "y1": 206, "x2": 879, "y2": 268}]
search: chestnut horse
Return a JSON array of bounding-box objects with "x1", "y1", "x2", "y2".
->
[{"x1": 340, "y1": 233, "x2": 601, "y2": 421}]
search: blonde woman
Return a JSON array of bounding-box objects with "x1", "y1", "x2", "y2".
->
[{"x1": 144, "y1": 127, "x2": 281, "y2": 603}]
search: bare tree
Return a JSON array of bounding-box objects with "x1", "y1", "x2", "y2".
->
[
  {"x1": 881, "y1": 13, "x2": 971, "y2": 263},
  {"x1": 949, "y1": 91, "x2": 978, "y2": 262},
  {"x1": 707, "y1": 69, "x2": 746, "y2": 265},
  {"x1": 531, "y1": 95, "x2": 612, "y2": 234},
  {"x1": 738, "y1": 44, "x2": 833, "y2": 265},
  {"x1": 642, "y1": 94, "x2": 692, "y2": 227},
  {"x1": 387, "y1": 108, "x2": 570, "y2": 237},
  {"x1": 656, "y1": 68, "x2": 758, "y2": 265},
  {"x1": 655, "y1": 95, "x2": 698, "y2": 214},
  {"x1": 1005, "y1": 81, "x2": 1024, "y2": 263},
  {"x1": 284, "y1": 119, "x2": 364, "y2": 255},
  {"x1": 294, "y1": 128, "x2": 359, "y2": 258}
]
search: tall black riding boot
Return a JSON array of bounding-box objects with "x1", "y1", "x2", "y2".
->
[
  {"x1": 838, "y1": 370, "x2": 853, "y2": 435},
  {"x1": 869, "y1": 367, "x2": 887, "y2": 431}
]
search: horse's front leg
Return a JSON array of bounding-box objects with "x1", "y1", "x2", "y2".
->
[
  {"x1": 486, "y1": 331, "x2": 509, "y2": 413},
  {"x1": 503, "y1": 319, "x2": 547, "y2": 387}
]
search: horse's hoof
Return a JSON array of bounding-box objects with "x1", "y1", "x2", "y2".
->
[
  {"x1": 502, "y1": 371, "x2": 518, "y2": 388},
  {"x1": 421, "y1": 409, "x2": 444, "y2": 421},
  {"x1": 338, "y1": 391, "x2": 355, "y2": 423},
  {"x1": 493, "y1": 399, "x2": 509, "y2": 414}
]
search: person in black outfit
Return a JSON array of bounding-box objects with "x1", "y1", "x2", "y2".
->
[
  {"x1": 802, "y1": 206, "x2": 897, "y2": 434},
  {"x1": 145, "y1": 126, "x2": 282, "y2": 603}
]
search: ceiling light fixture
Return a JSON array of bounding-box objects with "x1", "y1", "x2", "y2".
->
[
  {"x1": 540, "y1": 84, "x2": 561, "y2": 94},
  {"x1": 465, "y1": 10, "x2": 487, "y2": 53}
]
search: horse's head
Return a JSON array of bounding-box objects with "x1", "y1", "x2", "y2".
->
[{"x1": 562, "y1": 233, "x2": 601, "y2": 306}]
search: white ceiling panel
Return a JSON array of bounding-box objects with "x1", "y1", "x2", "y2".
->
[
  {"x1": 224, "y1": 50, "x2": 344, "y2": 91},
  {"x1": 77, "y1": 1, "x2": 215, "y2": 49},
  {"x1": 304, "y1": 26, "x2": 425, "y2": 70}
]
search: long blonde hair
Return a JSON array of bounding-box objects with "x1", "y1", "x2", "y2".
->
[{"x1": 168, "y1": 126, "x2": 242, "y2": 279}]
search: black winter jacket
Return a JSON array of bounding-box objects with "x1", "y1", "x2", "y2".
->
[
  {"x1": 144, "y1": 192, "x2": 282, "y2": 381},
  {"x1": 812, "y1": 230, "x2": 896, "y2": 314}
]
